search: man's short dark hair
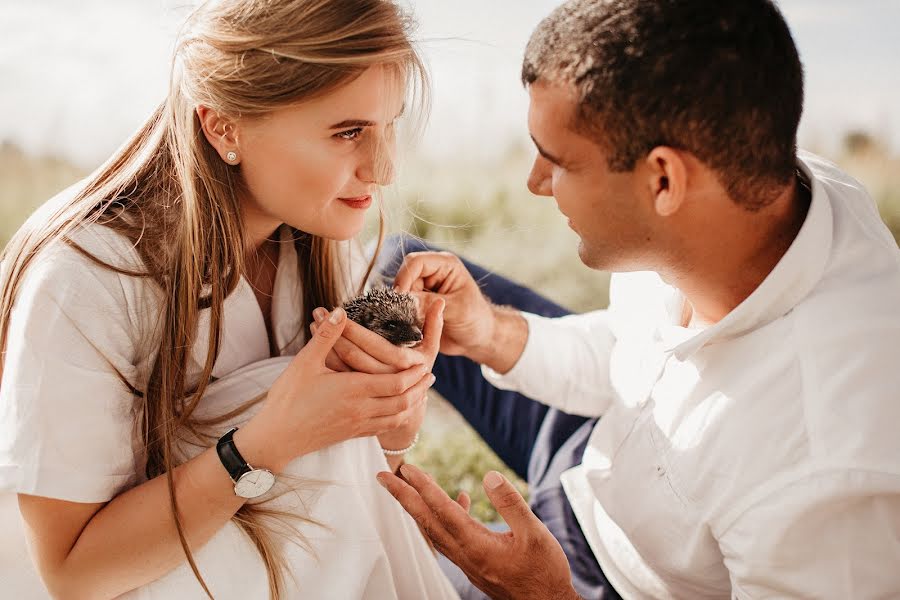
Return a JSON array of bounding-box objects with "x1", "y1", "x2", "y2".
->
[{"x1": 522, "y1": 0, "x2": 804, "y2": 210}]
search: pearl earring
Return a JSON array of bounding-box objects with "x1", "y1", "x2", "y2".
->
[{"x1": 226, "y1": 151, "x2": 238, "y2": 163}]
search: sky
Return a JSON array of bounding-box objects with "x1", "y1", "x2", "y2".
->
[{"x1": 1, "y1": 0, "x2": 898, "y2": 168}]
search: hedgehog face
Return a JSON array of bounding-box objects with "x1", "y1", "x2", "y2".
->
[
  {"x1": 342, "y1": 287, "x2": 424, "y2": 347},
  {"x1": 370, "y1": 317, "x2": 423, "y2": 347}
]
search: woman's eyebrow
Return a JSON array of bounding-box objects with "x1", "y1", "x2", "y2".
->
[
  {"x1": 328, "y1": 106, "x2": 406, "y2": 130},
  {"x1": 330, "y1": 119, "x2": 375, "y2": 129}
]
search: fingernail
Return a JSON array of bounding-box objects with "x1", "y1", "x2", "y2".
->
[
  {"x1": 428, "y1": 374, "x2": 436, "y2": 385},
  {"x1": 484, "y1": 471, "x2": 504, "y2": 490},
  {"x1": 313, "y1": 308, "x2": 325, "y2": 322},
  {"x1": 376, "y1": 474, "x2": 387, "y2": 488},
  {"x1": 399, "y1": 464, "x2": 414, "y2": 479},
  {"x1": 329, "y1": 307, "x2": 345, "y2": 324}
]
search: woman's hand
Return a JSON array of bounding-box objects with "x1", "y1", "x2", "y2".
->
[
  {"x1": 310, "y1": 297, "x2": 445, "y2": 451},
  {"x1": 254, "y1": 307, "x2": 436, "y2": 466}
]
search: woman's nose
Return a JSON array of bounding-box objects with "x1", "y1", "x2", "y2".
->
[{"x1": 358, "y1": 134, "x2": 395, "y2": 186}]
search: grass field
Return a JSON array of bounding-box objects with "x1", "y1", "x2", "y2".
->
[{"x1": 2, "y1": 136, "x2": 898, "y2": 521}]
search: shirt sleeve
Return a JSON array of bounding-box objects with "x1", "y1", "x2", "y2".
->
[
  {"x1": 0, "y1": 234, "x2": 144, "y2": 503},
  {"x1": 718, "y1": 469, "x2": 900, "y2": 599},
  {"x1": 481, "y1": 310, "x2": 616, "y2": 417}
]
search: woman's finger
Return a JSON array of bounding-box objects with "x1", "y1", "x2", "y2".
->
[
  {"x1": 339, "y1": 318, "x2": 420, "y2": 370},
  {"x1": 367, "y1": 372, "x2": 434, "y2": 418},
  {"x1": 324, "y1": 351, "x2": 351, "y2": 372},
  {"x1": 346, "y1": 363, "x2": 428, "y2": 398},
  {"x1": 313, "y1": 319, "x2": 397, "y2": 374}
]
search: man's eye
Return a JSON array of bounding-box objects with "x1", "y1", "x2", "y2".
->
[{"x1": 336, "y1": 127, "x2": 363, "y2": 141}]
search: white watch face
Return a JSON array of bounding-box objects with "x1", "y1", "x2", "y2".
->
[{"x1": 234, "y1": 468, "x2": 276, "y2": 498}]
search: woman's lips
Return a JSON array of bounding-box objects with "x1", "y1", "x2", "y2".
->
[{"x1": 339, "y1": 195, "x2": 372, "y2": 209}]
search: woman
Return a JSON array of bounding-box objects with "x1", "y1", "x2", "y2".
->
[{"x1": 0, "y1": 0, "x2": 457, "y2": 598}]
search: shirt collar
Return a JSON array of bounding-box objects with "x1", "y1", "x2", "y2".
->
[
  {"x1": 191, "y1": 224, "x2": 305, "y2": 381},
  {"x1": 660, "y1": 156, "x2": 834, "y2": 360}
]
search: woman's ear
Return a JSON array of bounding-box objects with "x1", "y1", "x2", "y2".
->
[
  {"x1": 196, "y1": 105, "x2": 240, "y2": 164},
  {"x1": 645, "y1": 147, "x2": 687, "y2": 217}
]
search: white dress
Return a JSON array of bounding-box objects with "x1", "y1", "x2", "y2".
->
[{"x1": 0, "y1": 184, "x2": 459, "y2": 599}]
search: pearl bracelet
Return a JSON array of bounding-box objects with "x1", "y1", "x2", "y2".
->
[{"x1": 381, "y1": 432, "x2": 420, "y2": 456}]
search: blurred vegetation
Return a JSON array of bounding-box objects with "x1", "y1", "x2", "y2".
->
[{"x1": 2, "y1": 132, "x2": 898, "y2": 522}]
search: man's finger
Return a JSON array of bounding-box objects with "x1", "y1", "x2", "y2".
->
[
  {"x1": 456, "y1": 491, "x2": 471, "y2": 514},
  {"x1": 376, "y1": 471, "x2": 456, "y2": 552},
  {"x1": 394, "y1": 252, "x2": 452, "y2": 293},
  {"x1": 399, "y1": 464, "x2": 475, "y2": 541},
  {"x1": 420, "y1": 297, "x2": 446, "y2": 356},
  {"x1": 482, "y1": 471, "x2": 538, "y2": 535}
]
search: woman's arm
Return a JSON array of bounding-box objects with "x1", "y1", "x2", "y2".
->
[
  {"x1": 16, "y1": 309, "x2": 435, "y2": 600},
  {"x1": 18, "y1": 419, "x2": 279, "y2": 600}
]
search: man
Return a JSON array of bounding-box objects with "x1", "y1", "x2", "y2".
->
[{"x1": 367, "y1": 0, "x2": 900, "y2": 598}]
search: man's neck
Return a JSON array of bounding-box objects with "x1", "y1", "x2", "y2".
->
[{"x1": 666, "y1": 174, "x2": 812, "y2": 327}]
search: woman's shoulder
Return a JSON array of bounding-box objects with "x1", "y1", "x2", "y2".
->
[
  {"x1": 16, "y1": 182, "x2": 145, "y2": 276},
  {"x1": 11, "y1": 189, "x2": 164, "y2": 343}
]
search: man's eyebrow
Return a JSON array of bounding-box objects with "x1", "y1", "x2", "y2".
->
[
  {"x1": 530, "y1": 134, "x2": 563, "y2": 165},
  {"x1": 329, "y1": 105, "x2": 406, "y2": 130}
]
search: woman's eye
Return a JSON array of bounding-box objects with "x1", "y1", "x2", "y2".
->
[{"x1": 336, "y1": 127, "x2": 363, "y2": 141}]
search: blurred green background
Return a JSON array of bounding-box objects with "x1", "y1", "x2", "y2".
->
[{"x1": 3, "y1": 131, "x2": 897, "y2": 521}]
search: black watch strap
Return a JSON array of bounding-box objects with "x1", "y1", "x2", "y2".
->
[{"x1": 216, "y1": 427, "x2": 251, "y2": 482}]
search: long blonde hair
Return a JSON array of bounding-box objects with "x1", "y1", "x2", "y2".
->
[{"x1": 0, "y1": 1, "x2": 427, "y2": 597}]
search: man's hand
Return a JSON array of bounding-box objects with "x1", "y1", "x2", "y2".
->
[
  {"x1": 376, "y1": 464, "x2": 581, "y2": 600},
  {"x1": 392, "y1": 251, "x2": 497, "y2": 358}
]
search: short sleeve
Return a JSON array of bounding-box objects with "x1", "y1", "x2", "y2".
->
[
  {"x1": 0, "y1": 230, "x2": 144, "y2": 503},
  {"x1": 718, "y1": 469, "x2": 900, "y2": 599}
]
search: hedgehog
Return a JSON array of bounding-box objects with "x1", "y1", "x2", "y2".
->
[{"x1": 341, "y1": 286, "x2": 424, "y2": 347}]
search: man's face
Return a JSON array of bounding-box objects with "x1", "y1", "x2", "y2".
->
[{"x1": 526, "y1": 80, "x2": 653, "y2": 271}]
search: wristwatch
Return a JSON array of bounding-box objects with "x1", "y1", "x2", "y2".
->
[{"x1": 216, "y1": 427, "x2": 276, "y2": 499}]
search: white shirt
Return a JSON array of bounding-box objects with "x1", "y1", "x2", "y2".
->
[
  {"x1": 483, "y1": 152, "x2": 900, "y2": 599},
  {"x1": 0, "y1": 186, "x2": 459, "y2": 599}
]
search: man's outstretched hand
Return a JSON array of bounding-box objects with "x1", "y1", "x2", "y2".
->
[{"x1": 376, "y1": 464, "x2": 582, "y2": 600}]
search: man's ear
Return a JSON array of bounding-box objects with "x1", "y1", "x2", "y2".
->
[
  {"x1": 196, "y1": 105, "x2": 240, "y2": 164},
  {"x1": 645, "y1": 147, "x2": 687, "y2": 217}
]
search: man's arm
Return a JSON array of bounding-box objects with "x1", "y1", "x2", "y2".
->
[
  {"x1": 464, "y1": 303, "x2": 529, "y2": 375},
  {"x1": 394, "y1": 251, "x2": 617, "y2": 417}
]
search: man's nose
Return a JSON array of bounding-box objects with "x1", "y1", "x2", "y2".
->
[{"x1": 527, "y1": 157, "x2": 552, "y2": 197}]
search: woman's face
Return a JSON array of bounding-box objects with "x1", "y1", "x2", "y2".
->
[{"x1": 235, "y1": 65, "x2": 405, "y2": 244}]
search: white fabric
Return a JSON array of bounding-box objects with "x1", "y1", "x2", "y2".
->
[
  {"x1": 483, "y1": 152, "x2": 900, "y2": 599},
  {"x1": 0, "y1": 189, "x2": 458, "y2": 599}
]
